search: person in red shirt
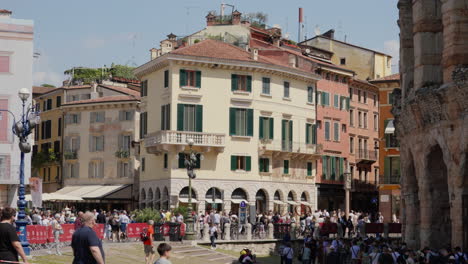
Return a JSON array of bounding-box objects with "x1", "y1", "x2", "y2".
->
[{"x1": 143, "y1": 220, "x2": 155, "y2": 264}]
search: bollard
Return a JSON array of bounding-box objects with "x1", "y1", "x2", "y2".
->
[
  {"x1": 203, "y1": 223, "x2": 210, "y2": 242},
  {"x1": 268, "y1": 223, "x2": 274, "y2": 239},
  {"x1": 225, "y1": 223, "x2": 231, "y2": 241},
  {"x1": 384, "y1": 223, "x2": 389, "y2": 239},
  {"x1": 291, "y1": 223, "x2": 297, "y2": 240},
  {"x1": 246, "y1": 223, "x2": 252, "y2": 241}
]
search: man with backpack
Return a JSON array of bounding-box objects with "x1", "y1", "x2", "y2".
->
[
  {"x1": 454, "y1": 247, "x2": 467, "y2": 264},
  {"x1": 142, "y1": 220, "x2": 155, "y2": 264}
]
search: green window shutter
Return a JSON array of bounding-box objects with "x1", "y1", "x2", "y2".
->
[
  {"x1": 306, "y1": 124, "x2": 311, "y2": 144},
  {"x1": 282, "y1": 120, "x2": 286, "y2": 141},
  {"x1": 231, "y1": 74, "x2": 238, "y2": 91},
  {"x1": 307, "y1": 162, "x2": 312, "y2": 176},
  {"x1": 164, "y1": 70, "x2": 169, "y2": 88},
  {"x1": 259, "y1": 158, "x2": 263, "y2": 172},
  {"x1": 346, "y1": 97, "x2": 350, "y2": 110},
  {"x1": 247, "y1": 76, "x2": 252, "y2": 92},
  {"x1": 246, "y1": 156, "x2": 251, "y2": 171},
  {"x1": 231, "y1": 155, "x2": 237, "y2": 171},
  {"x1": 384, "y1": 157, "x2": 390, "y2": 179},
  {"x1": 269, "y1": 118, "x2": 274, "y2": 139},
  {"x1": 284, "y1": 160, "x2": 289, "y2": 174},
  {"x1": 196, "y1": 105, "x2": 203, "y2": 132},
  {"x1": 322, "y1": 156, "x2": 327, "y2": 179},
  {"x1": 259, "y1": 117, "x2": 264, "y2": 139},
  {"x1": 160, "y1": 105, "x2": 164, "y2": 130},
  {"x1": 179, "y1": 69, "x2": 186, "y2": 87},
  {"x1": 326, "y1": 93, "x2": 330, "y2": 106},
  {"x1": 265, "y1": 158, "x2": 269, "y2": 172},
  {"x1": 289, "y1": 120, "x2": 293, "y2": 142},
  {"x1": 229, "y1": 108, "x2": 236, "y2": 135},
  {"x1": 339, "y1": 158, "x2": 344, "y2": 180},
  {"x1": 331, "y1": 157, "x2": 336, "y2": 180},
  {"x1": 321, "y1": 92, "x2": 326, "y2": 106},
  {"x1": 312, "y1": 124, "x2": 317, "y2": 144},
  {"x1": 196, "y1": 71, "x2": 201, "y2": 88},
  {"x1": 178, "y1": 153, "x2": 185, "y2": 168},
  {"x1": 247, "y1": 109, "x2": 254, "y2": 137},
  {"x1": 177, "y1": 104, "x2": 184, "y2": 131}
]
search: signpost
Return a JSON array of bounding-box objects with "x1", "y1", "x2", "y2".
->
[{"x1": 239, "y1": 201, "x2": 247, "y2": 225}]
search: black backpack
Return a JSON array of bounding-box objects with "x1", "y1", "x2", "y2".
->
[{"x1": 140, "y1": 227, "x2": 149, "y2": 242}]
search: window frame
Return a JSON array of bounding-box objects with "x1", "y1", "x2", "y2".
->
[
  {"x1": 324, "y1": 121, "x2": 331, "y2": 141},
  {"x1": 262, "y1": 77, "x2": 271, "y2": 95},
  {"x1": 283, "y1": 81, "x2": 290, "y2": 98}
]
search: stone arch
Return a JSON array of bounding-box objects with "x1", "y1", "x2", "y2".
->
[
  {"x1": 301, "y1": 191, "x2": 309, "y2": 202},
  {"x1": 425, "y1": 144, "x2": 450, "y2": 248},
  {"x1": 287, "y1": 190, "x2": 297, "y2": 201},
  {"x1": 154, "y1": 188, "x2": 161, "y2": 210},
  {"x1": 231, "y1": 187, "x2": 249, "y2": 201},
  {"x1": 401, "y1": 149, "x2": 420, "y2": 247},
  {"x1": 274, "y1": 190, "x2": 284, "y2": 201},
  {"x1": 179, "y1": 186, "x2": 198, "y2": 199},
  {"x1": 147, "y1": 188, "x2": 154, "y2": 208},
  {"x1": 255, "y1": 189, "x2": 268, "y2": 214}
]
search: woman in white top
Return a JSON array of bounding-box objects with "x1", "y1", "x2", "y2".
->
[{"x1": 50, "y1": 214, "x2": 63, "y2": 255}]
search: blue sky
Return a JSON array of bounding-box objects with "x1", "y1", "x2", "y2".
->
[{"x1": 2, "y1": 0, "x2": 400, "y2": 86}]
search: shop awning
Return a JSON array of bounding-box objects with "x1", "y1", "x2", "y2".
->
[
  {"x1": 231, "y1": 199, "x2": 248, "y2": 204},
  {"x1": 273, "y1": 200, "x2": 286, "y2": 205},
  {"x1": 286, "y1": 201, "x2": 298, "y2": 205},
  {"x1": 179, "y1": 198, "x2": 198, "y2": 203},
  {"x1": 54, "y1": 185, "x2": 131, "y2": 199},
  {"x1": 206, "y1": 199, "x2": 223, "y2": 204},
  {"x1": 25, "y1": 193, "x2": 83, "y2": 201},
  {"x1": 385, "y1": 120, "x2": 395, "y2": 134}
]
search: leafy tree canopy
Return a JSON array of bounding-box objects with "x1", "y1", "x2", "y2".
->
[
  {"x1": 64, "y1": 64, "x2": 137, "y2": 84},
  {"x1": 40, "y1": 84, "x2": 56, "y2": 88}
]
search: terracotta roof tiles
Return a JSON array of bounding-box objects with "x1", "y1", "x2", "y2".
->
[
  {"x1": 62, "y1": 95, "x2": 139, "y2": 106},
  {"x1": 371, "y1": 73, "x2": 400, "y2": 81}
]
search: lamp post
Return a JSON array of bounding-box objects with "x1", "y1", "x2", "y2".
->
[
  {"x1": 0, "y1": 88, "x2": 40, "y2": 256},
  {"x1": 184, "y1": 138, "x2": 198, "y2": 240},
  {"x1": 344, "y1": 162, "x2": 352, "y2": 219}
]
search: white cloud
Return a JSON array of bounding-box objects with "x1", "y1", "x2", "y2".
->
[
  {"x1": 384, "y1": 39, "x2": 400, "y2": 73},
  {"x1": 83, "y1": 33, "x2": 136, "y2": 49},
  {"x1": 33, "y1": 52, "x2": 63, "y2": 87}
]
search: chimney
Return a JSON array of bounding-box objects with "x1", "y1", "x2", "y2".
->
[
  {"x1": 206, "y1": 13, "x2": 216, "y2": 26},
  {"x1": 298, "y1": 8, "x2": 303, "y2": 43},
  {"x1": 322, "y1": 29, "x2": 335, "y2": 39},
  {"x1": 232, "y1": 10, "x2": 242, "y2": 25},
  {"x1": 91, "y1": 82, "x2": 99, "y2": 99},
  {"x1": 251, "y1": 48, "x2": 258, "y2": 61},
  {"x1": 150, "y1": 48, "x2": 158, "y2": 60},
  {"x1": 0, "y1": 9, "x2": 12, "y2": 18}
]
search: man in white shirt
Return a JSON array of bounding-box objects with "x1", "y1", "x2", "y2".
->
[{"x1": 213, "y1": 211, "x2": 221, "y2": 225}]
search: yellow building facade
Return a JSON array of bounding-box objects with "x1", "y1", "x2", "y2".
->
[{"x1": 135, "y1": 40, "x2": 322, "y2": 214}]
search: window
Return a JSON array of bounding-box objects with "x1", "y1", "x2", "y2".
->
[
  {"x1": 326, "y1": 73, "x2": 330, "y2": 80},
  {"x1": 342, "y1": 124, "x2": 347, "y2": 133},
  {"x1": 363, "y1": 113, "x2": 368, "y2": 129},
  {"x1": 229, "y1": 108, "x2": 253, "y2": 136},
  {"x1": 334, "y1": 75, "x2": 339, "y2": 82},
  {"x1": 262, "y1": 77, "x2": 270, "y2": 95},
  {"x1": 322, "y1": 156, "x2": 329, "y2": 179},
  {"x1": 358, "y1": 90, "x2": 362, "y2": 102},
  {"x1": 66, "y1": 113, "x2": 81, "y2": 124},
  {"x1": 259, "y1": 117, "x2": 273, "y2": 140},
  {"x1": 340, "y1": 58, "x2": 346, "y2": 65},
  {"x1": 350, "y1": 137, "x2": 354, "y2": 153},
  {"x1": 41, "y1": 120, "x2": 52, "y2": 139},
  {"x1": 68, "y1": 137, "x2": 80, "y2": 152},
  {"x1": 118, "y1": 161, "x2": 131, "y2": 178},
  {"x1": 56, "y1": 96, "x2": 61, "y2": 108},
  {"x1": 358, "y1": 111, "x2": 362, "y2": 128},
  {"x1": 43, "y1": 99, "x2": 52, "y2": 111},
  {"x1": 388, "y1": 92, "x2": 394, "y2": 104},
  {"x1": 324, "y1": 121, "x2": 330, "y2": 141},
  {"x1": 163, "y1": 153, "x2": 168, "y2": 169},
  {"x1": 333, "y1": 94, "x2": 339, "y2": 108},
  {"x1": 66, "y1": 163, "x2": 79, "y2": 178},
  {"x1": 54, "y1": 140, "x2": 60, "y2": 153},
  {"x1": 384, "y1": 120, "x2": 399, "y2": 148},
  {"x1": 349, "y1": 88, "x2": 353, "y2": 100},
  {"x1": 58, "y1": 118, "x2": 62, "y2": 137},
  {"x1": 281, "y1": 120, "x2": 293, "y2": 151},
  {"x1": 119, "y1": 110, "x2": 134, "y2": 121},
  {"x1": 178, "y1": 153, "x2": 201, "y2": 169},
  {"x1": 90, "y1": 112, "x2": 105, "y2": 123},
  {"x1": 307, "y1": 162, "x2": 313, "y2": 176},
  {"x1": 180, "y1": 69, "x2": 201, "y2": 88},
  {"x1": 118, "y1": 134, "x2": 131, "y2": 151},
  {"x1": 164, "y1": 70, "x2": 169, "y2": 88},
  {"x1": 373, "y1": 94, "x2": 377, "y2": 107},
  {"x1": 306, "y1": 123, "x2": 317, "y2": 144},
  {"x1": 231, "y1": 74, "x2": 251, "y2": 92},
  {"x1": 307, "y1": 86, "x2": 314, "y2": 103},
  {"x1": 321, "y1": 92, "x2": 330, "y2": 106},
  {"x1": 140, "y1": 112, "x2": 148, "y2": 138},
  {"x1": 88, "y1": 161, "x2": 104, "y2": 178},
  {"x1": 259, "y1": 158, "x2": 269, "y2": 172},
  {"x1": 333, "y1": 122, "x2": 340, "y2": 141},
  {"x1": 160, "y1": 104, "x2": 170, "y2": 130},
  {"x1": 316, "y1": 91, "x2": 321, "y2": 105},
  {"x1": 384, "y1": 156, "x2": 401, "y2": 183},
  {"x1": 0, "y1": 55, "x2": 10, "y2": 73},
  {"x1": 178, "y1": 104, "x2": 202, "y2": 132},
  {"x1": 141, "y1": 80, "x2": 148, "y2": 97},
  {"x1": 230, "y1": 155, "x2": 251, "y2": 171},
  {"x1": 283, "y1": 81, "x2": 290, "y2": 98},
  {"x1": 90, "y1": 135, "x2": 104, "y2": 152},
  {"x1": 363, "y1": 91, "x2": 367, "y2": 104},
  {"x1": 283, "y1": 160, "x2": 289, "y2": 174},
  {"x1": 350, "y1": 110, "x2": 354, "y2": 127},
  {"x1": 141, "y1": 157, "x2": 145, "y2": 172},
  {"x1": 374, "y1": 114, "x2": 378, "y2": 131}
]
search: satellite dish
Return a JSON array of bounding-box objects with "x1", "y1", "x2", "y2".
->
[
  {"x1": 305, "y1": 48, "x2": 311, "y2": 53},
  {"x1": 314, "y1": 26, "x2": 321, "y2": 36}
]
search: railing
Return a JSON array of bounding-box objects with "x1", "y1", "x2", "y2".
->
[
  {"x1": 380, "y1": 175, "x2": 401, "y2": 185},
  {"x1": 352, "y1": 179, "x2": 378, "y2": 191},
  {"x1": 145, "y1": 130, "x2": 225, "y2": 148},
  {"x1": 259, "y1": 139, "x2": 322, "y2": 155},
  {"x1": 63, "y1": 150, "x2": 78, "y2": 160},
  {"x1": 356, "y1": 148, "x2": 378, "y2": 161},
  {"x1": 115, "y1": 149, "x2": 130, "y2": 159}
]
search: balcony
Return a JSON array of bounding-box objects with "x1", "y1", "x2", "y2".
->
[
  {"x1": 380, "y1": 175, "x2": 401, "y2": 185},
  {"x1": 64, "y1": 150, "x2": 78, "y2": 160},
  {"x1": 259, "y1": 139, "x2": 322, "y2": 158},
  {"x1": 355, "y1": 148, "x2": 378, "y2": 164},
  {"x1": 145, "y1": 130, "x2": 225, "y2": 154},
  {"x1": 115, "y1": 149, "x2": 130, "y2": 159},
  {"x1": 352, "y1": 179, "x2": 378, "y2": 192}
]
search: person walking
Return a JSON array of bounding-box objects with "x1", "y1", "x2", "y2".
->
[
  {"x1": 302, "y1": 243, "x2": 312, "y2": 264},
  {"x1": 71, "y1": 212, "x2": 105, "y2": 264},
  {"x1": 209, "y1": 223, "x2": 218, "y2": 249},
  {"x1": 143, "y1": 220, "x2": 155, "y2": 264},
  {"x1": 0, "y1": 207, "x2": 30, "y2": 264},
  {"x1": 74, "y1": 211, "x2": 84, "y2": 230},
  {"x1": 51, "y1": 214, "x2": 63, "y2": 255},
  {"x1": 110, "y1": 215, "x2": 120, "y2": 242},
  {"x1": 282, "y1": 242, "x2": 294, "y2": 264},
  {"x1": 118, "y1": 211, "x2": 130, "y2": 241},
  {"x1": 155, "y1": 243, "x2": 172, "y2": 264}
]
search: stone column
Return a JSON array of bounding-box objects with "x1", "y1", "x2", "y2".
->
[
  {"x1": 246, "y1": 223, "x2": 252, "y2": 240},
  {"x1": 268, "y1": 223, "x2": 274, "y2": 239},
  {"x1": 398, "y1": 0, "x2": 415, "y2": 98},
  {"x1": 291, "y1": 223, "x2": 297, "y2": 240},
  {"x1": 224, "y1": 223, "x2": 231, "y2": 241},
  {"x1": 198, "y1": 200, "x2": 206, "y2": 213},
  {"x1": 224, "y1": 200, "x2": 232, "y2": 214}
]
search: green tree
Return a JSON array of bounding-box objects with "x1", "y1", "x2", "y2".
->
[{"x1": 40, "y1": 84, "x2": 56, "y2": 88}]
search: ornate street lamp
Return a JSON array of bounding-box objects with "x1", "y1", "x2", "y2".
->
[
  {"x1": 344, "y1": 163, "x2": 352, "y2": 219},
  {"x1": 184, "y1": 138, "x2": 198, "y2": 240},
  {"x1": 0, "y1": 88, "x2": 40, "y2": 255}
]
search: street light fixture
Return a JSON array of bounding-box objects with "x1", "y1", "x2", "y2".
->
[
  {"x1": 344, "y1": 162, "x2": 352, "y2": 218},
  {"x1": 0, "y1": 88, "x2": 40, "y2": 255},
  {"x1": 184, "y1": 138, "x2": 198, "y2": 240}
]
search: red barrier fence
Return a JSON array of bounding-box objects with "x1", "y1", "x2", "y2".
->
[
  {"x1": 127, "y1": 223, "x2": 147, "y2": 238},
  {"x1": 388, "y1": 223, "x2": 402, "y2": 233},
  {"x1": 365, "y1": 223, "x2": 384, "y2": 234},
  {"x1": 319, "y1": 223, "x2": 338, "y2": 234},
  {"x1": 27, "y1": 224, "x2": 104, "y2": 244}
]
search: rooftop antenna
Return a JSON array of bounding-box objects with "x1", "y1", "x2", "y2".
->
[
  {"x1": 184, "y1": 6, "x2": 199, "y2": 34},
  {"x1": 221, "y1": 3, "x2": 234, "y2": 20}
]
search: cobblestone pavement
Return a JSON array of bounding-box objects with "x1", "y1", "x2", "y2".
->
[{"x1": 32, "y1": 241, "x2": 237, "y2": 264}]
